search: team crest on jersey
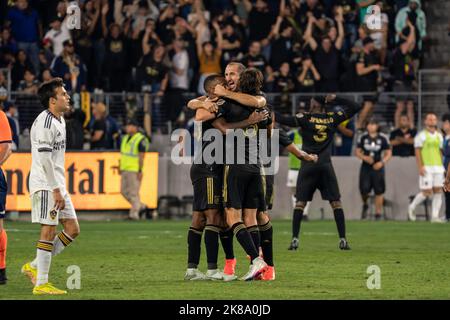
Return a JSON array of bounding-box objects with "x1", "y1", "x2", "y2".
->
[
  {"x1": 216, "y1": 99, "x2": 225, "y2": 106},
  {"x1": 49, "y1": 209, "x2": 58, "y2": 220}
]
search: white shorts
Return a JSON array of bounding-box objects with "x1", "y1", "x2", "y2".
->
[
  {"x1": 31, "y1": 191, "x2": 77, "y2": 225},
  {"x1": 419, "y1": 171, "x2": 445, "y2": 190},
  {"x1": 287, "y1": 169, "x2": 299, "y2": 188}
]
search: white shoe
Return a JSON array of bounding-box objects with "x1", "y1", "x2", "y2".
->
[
  {"x1": 239, "y1": 257, "x2": 267, "y2": 281},
  {"x1": 206, "y1": 269, "x2": 224, "y2": 280},
  {"x1": 222, "y1": 274, "x2": 238, "y2": 282},
  {"x1": 431, "y1": 217, "x2": 446, "y2": 223},
  {"x1": 184, "y1": 268, "x2": 207, "y2": 281},
  {"x1": 408, "y1": 204, "x2": 416, "y2": 221}
]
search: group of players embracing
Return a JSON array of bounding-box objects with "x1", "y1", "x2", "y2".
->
[{"x1": 184, "y1": 62, "x2": 362, "y2": 282}]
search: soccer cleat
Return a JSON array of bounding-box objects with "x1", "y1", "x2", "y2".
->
[
  {"x1": 239, "y1": 257, "x2": 267, "y2": 281},
  {"x1": 260, "y1": 266, "x2": 275, "y2": 281},
  {"x1": 205, "y1": 269, "x2": 225, "y2": 280},
  {"x1": 0, "y1": 268, "x2": 7, "y2": 285},
  {"x1": 288, "y1": 238, "x2": 299, "y2": 251},
  {"x1": 408, "y1": 204, "x2": 416, "y2": 221},
  {"x1": 33, "y1": 283, "x2": 67, "y2": 295},
  {"x1": 184, "y1": 268, "x2": 207, "y2": 281},
  {"x1": 21, "y1": 262, "x2": 37, "y2": 285},
  {"x1": 431, "y1": 217, "x2": 446, "y2": 224},
  {"x1": 223, "y1": 258, "x2": 236, "y2": 276},
  {"x1": 339, "y1": 238, "x2": 351, "y2": 250}
]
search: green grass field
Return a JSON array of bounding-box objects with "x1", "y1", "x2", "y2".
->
[{"x1": 1, "y1": 219, "x2": 450, "y2": 300}]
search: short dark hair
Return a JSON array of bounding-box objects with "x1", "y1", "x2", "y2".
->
[
  {"x1": 442, "y1": 114, "x2": 450, "y2": 123},
  {"x1": 203, "y1": 74, "x2": 226, "y2": 93},
  {"x1": 238, "y1": 68, "x2": 263, "y2": 95},
  {"x1": 38, "y1": 77, "x2": 64, "y2": 108}
]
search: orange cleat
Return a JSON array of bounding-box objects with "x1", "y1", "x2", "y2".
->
[
  {"x1": 223, "y1": 258, "x2": 236, "y2": 275},
  {"x1": 260, "y1": 266, "x2": 275, "y2": 281}
]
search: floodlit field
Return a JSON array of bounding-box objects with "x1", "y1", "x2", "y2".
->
[{"x1": 2, "y1": 219, "x2": 450, "y2": 300}]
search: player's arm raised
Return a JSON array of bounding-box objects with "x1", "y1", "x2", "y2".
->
[
  {"x1": 213, "y1": 84, "x2": 266, "y2": 108},
  {"x1": 187, "y1": 96, "x2": 219, "y2": 113},
  {"x1": 273, "y1": 111, "x2": 301, "y2": 128},
  {"x1": 328, "y1": 95, "x2": 363, "y2": 122}
]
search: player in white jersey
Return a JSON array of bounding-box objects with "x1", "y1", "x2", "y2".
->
[{"x1": 21, "y1": 78, "x2": 80, "y2": 295}]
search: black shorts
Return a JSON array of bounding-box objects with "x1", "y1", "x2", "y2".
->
[
  {"x1": 223, "y1": 165, "x2": 264, "y2": 210},
  {"x1": 0, "y1": 169, "x2": 7, "y2": 219},
  {"x1": 359, "y1": 166, "x2": 385, "y2": 195},
  {"x1": 192, "y1": 176, "x2": 222, "y2": 211},
  {"x1": 296, "y1": 162, "x2": 341, "y2": 202},
  {"x1": 259, "y1": 174, "x2": 274, "y2": 212}
]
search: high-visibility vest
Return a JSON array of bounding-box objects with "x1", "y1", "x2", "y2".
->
[
  {"x1": 288, "y1": 130, "x2": 303, "y2": 170},
  {"x1": 421, "y1": 130, "x2": 442, "y2": 167},
  {"x1": 120, "y1": 132, "x2": 149, "y2": 172}
]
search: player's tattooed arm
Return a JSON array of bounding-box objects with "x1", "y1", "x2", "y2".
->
[
  {"x1": 212, "y1": 110, "x2": 269, "y2": 134},
  {"x1": 286, "y1": 143, "x2": 318, "y2": 162},
  {"x1": 213, "y1": 84, "x2": 266, "y2": 108},
  {"x1": 187, "y1": 96, "x2": 218, "y2": 113}
]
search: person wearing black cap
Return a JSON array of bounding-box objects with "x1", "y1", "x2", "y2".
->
[
  {"x1": 355, "y1": 36, "x2": 381, "y2": 130},
  {"x1": 119, "y1": 119, "x2": 150, "y2": 220},
  {"x1": 356, "y1": 119, "x2": 392, "y2": 220},
  {"x1": 276, "y1": 94, "x2": 362, "y2": 250}
]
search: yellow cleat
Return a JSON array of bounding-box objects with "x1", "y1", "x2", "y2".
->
[
  {"x1": 33, "y1": 283, "x2": 67, "y2": 295},
  {"x1": 21, "y1": 262, "x2": 37, "y2": 285}
]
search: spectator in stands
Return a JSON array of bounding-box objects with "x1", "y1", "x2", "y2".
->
[
  {"x1": 296, "y1": 53, "x2": 321, "y2": 93},
  {"x1": 89, "y1": 102, "x2": 108, "y2": 150},
  {"x1": 43, "y1": 16, "x2": 71, "y2": 57},
  {"x1": 196, "y1": 20, "x2": 223, "y2": 94},
  {"x1": 6, "y1": 0, "x2": 42, "y2": 74},
  {"x1": 270, "y1": 15, "x2": 295, "y2": 71},
  {"x1": 0, "y1": 27, "x2": 18, "y2": 55},
  {"x1": 271, "y1": 62, "x2": 296, "y2": 114},
  {"x1": 356, "y1": 0, "x2": 376, "y2": 24},
  {"x1": 11, "y1": 49, "x2": 34, "y2": 90},
  {"x1": 2, "y1": 101, "x2": 19, "y2": 150},
  {"x1": 392, "y1": 19, "x2": 416, "y2": 128},
  {"x1": 350, "y1": 24, "x2": 369, "y2": 62},
  {"x1": 157, "y1": 2, "x2": 177, "y2": 45},
  {"x1": 368, "y1": 0, "x2": 389, "y2": 65},
  {"x1": 390, "y1": 114, "x2": 416, "y2": 157},
  {"x1": 355, "y1": 37, "x2": 381, "y2": 130},
  {"x1": 220, "y1": 22, "x2": 244, "y2": 69},
  {"x1": 103, "y1": 23, "x2": 128, "y2": 92},
  {"x1": 167, "y1": 38, "x2": 189, "y2": 125},
  {"x1": 337, "y1": 0, "x2": 359, "y2": 53},
  {"x1": 304, "y1": 9, "x2": 344, "y2": 93},
  {"x1": 0, "y1": 73, "x2": 7, "y2": 96},
  {"x1": 38, "y1": 46, "x2": 54, "y2": 73},
  {"x1": 51, "y1": 39, "x2": 87, "y2": 92},
  {"x1": 64, "y1": 107, "x2": 86, "y2": 150},
  {"x1": 40, "y1": 68, "x2": 52, "y2": 83},
  {"x1": 295, "y1": 0, "x2": 327, "y2": 32},
  {"x1": 244, "y1": 0, "x2": 276, "y2": 59},
  {"x1": 356, "y1": 119, "x2": 392, "y2": 220},
  {"x1": 395, "y1": 0, "x2": 426, "y2": 60},
  {"x1": 241, "y1": 41, "x2": 272, "y2": 77},
  {"x1": 17, "y1": 69, "x2": 39, "y2": 95},
  {"x1": 442, "y1": 114, "x2": 450, "y2": 221}
]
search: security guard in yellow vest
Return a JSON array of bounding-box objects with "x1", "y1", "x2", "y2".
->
[{"x1": 120, "y1": 119, "x2": 150, "y2": 220}]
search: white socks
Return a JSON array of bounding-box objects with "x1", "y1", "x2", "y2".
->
[
  {"x1": 36, "y1": 241, "x2": 53, "y2": 286},
  {"x1": 410, "y1": 192, "x2": 427, "y2": 211},
  {"x1": 432, "y1": 193, "x2": 443, "y2": 220},
  {"x1": 31, "y1": 231, "x2": 74, "y2": 269}
]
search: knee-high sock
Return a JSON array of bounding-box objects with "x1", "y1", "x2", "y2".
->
[
  {"x1": 36, "y1": 240, "x2": 53, "y2": 286},
  {"x1": 292, "y1": 208, "x2": 304, "y2": 239},
  {"x1": 204, "y1": 225, "x2": 220, "y2": 270},
  {"x1": 187, "y1": 227, "x2": 203, "y2": 269},
  {"x1": 219, "y1": 228, "x2": 235, "y2": 260},
  {"x1": 30, "y1": 231, "x2": 74, "y2": 269},
  {"x1": 333, "y1": 207, "x2": 346, "y2": 239},
  {"x1": 432, "y1": 193, "x2": 443, "y2": 220},
  {"x1": 231, "y1": 222, "x2": 258, "y2": 261},
  {"x1": 0, "y1": 229, "x2": 7, "y2": 269},
  {"x1": 410, "y1": 192, "x2": 427, "y2": 211},
  {"x1": 247, "y1": 225, "x2": 260, "y2": 250},
  {"x1": 259, "y1": 221, "x2": 273, "y2": 266}
]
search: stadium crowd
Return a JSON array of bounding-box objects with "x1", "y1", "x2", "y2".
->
[{"x1": 0, "y1": 0, "x2": 428, "y2": 152}]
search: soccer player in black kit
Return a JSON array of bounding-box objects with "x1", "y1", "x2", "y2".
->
[{"x1": 276, "y1": 94, "x2": 362, "y2": 250}]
